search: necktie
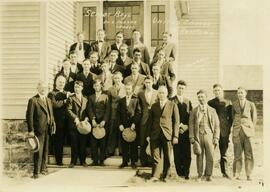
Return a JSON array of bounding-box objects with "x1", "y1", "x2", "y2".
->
[{"x1": 79, "y1": 43, "x2": 82, "y2": 51}]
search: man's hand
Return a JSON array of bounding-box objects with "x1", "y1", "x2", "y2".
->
[
  {"x1": 119, "y1": 125, "x2": 124, "y2": 132},
  {"x1": 190, "y1": 138, "x2": 195, "y2": 144},
  {"x1": 213, "y1": 138, "x2": 219, "y2": 146},
  {"x1": 100, "y1": 121, "x2": 105, "y2": 127},
  {"x1": 28, "y1": 131, "x2": 35, "y2": 137},
  {"x1": 172, "y1": 136, "x2": 178, "y2": 145},
  {"x1": 92, "y1": 119, "x2": 97, "y2": 127},
  {"x1": 75, "y1": 118, "x2": 80, "y2": 126},
  {"x1": 67, "y1": 92, "x2": 74, "y2": 98},
  {"x1": 130, "y1": 123, "x2": 135, "y2": 131},
  {"x1": 179, "y1": 128, "x2": 184, "y2": 134}
]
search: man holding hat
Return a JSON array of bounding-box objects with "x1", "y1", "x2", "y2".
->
[
  {"x1": 87, "y1": 79, "x2": 110, "y2": 166},
  {"x1": 118, "y1": 82, "x2": 141, "y2": 169},
  {"x1": 66, "y1": 80, "x2": 89, "y2": 168},
  {"x1": 26, "y1": 80, "x2": 55, "y2": 179}
]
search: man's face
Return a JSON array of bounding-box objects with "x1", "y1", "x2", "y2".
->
[
  {"x1": 144, "y1": 79, "x2": 153, "y2": 89},
  {"x1": 152, "y1": 66, "x2": 160, "y2": 76},
  {"x1": 37, "y1": 83, "x2": 48, "y2": 96},
  {"x1": 132, "y1": 31, "x2": 141, "y2": 41},
  {"x1": 62, "y1": 60, "x2": 71, "y2": 70},
  {"x1": 69, "y1": 54, "x2": 77, "y2": 63},
  {"x1": 56, "y1": 77, "x2": 66, "y2": 91},
  {"x1": 82, "y1": 60, "x2": 90, "y2": 71},
  {"x1": 110, "y1": 52, "x2": 118, "y2": 62},
  {"x1": 197, "y1": 93, "x2": 207, "y2": 105},
  {"x1": 158, "y1": 87, "x2": 168, "y2": 101},
  {"x1": 120, "y1": 46, "x2": 128, "y2": 56},
  {"x1": 133, "y1": 52, "x2": 141, "y2": 61},
  {"x1": 125, "y1": 85, "x2": 133, "y2": 96},
  {"x1": 131, "y1": 65, "x2": 139, "y2": 74},
  {"x1": 177, "y1": 84, "x2": 186, "y2": 96},
  {"x1": 74, "y1": 84, "x2": 83, "y2": 94},
  {"x1": 157, "y1": 51, "x2": 165, "y2": 60},
  {"x1": 93, "y1": 82, "x2": 102, "y2": 92},
  {"x1": 237, "y1": 89, "x2": 247, "y2": 100},
  {"x1": 97, "y1": 31, "x2": 105, "y2": 41},
  {"x1": 77, "y1": 34, "x2": 84, "y2": 43},
  {"x1": 113, "y1": 74, "x2": 122, "y2": 84},
  {"x1": 90, "y1": 54, "x2": 98, "y2": 63},
  {"x1": 116, "y1": 33, "x2": 123, "y2": 43},
  {"x1": 213, "y1": 86, "x2": 223, "y2": 99}
]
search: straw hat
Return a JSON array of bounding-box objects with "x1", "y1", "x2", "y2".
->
[
  {"x1": 92, "y1": 125, "x2": 106, "y2": 139},
  {"x1": 77, "y1": 121, "x2": 91, "y2": 135},
  {"x1": 26, "y1": 135, "x2": 40, "y2": 152},
  {"x1": 122, "y1": 127, "x2": 136, "y2": 142}
]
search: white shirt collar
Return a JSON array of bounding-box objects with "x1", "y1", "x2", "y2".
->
[{"x1": 176, "y1": 95, "x2": 184, "y2": 103}]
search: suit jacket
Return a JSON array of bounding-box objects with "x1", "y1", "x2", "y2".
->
[
  {"x1": 26, "y1": 94, "x2": 55, "y2": 136},
  {"x1": 171, "y1": 96, "x2": 192, "y2": 126},
  {"x1": 129, "y1": 43, "x2": 150, "y2": 64},
  {"x1": 110, "y1": 63, "x2": 125, "y2": 75},
  {"x1": 66, "y1": 94, "x2": 88, "y2": 131},
  {"x1": 189, "y1": 105, "x2": 220, "y2": 144},
  {"x1": 87, "y1": 92, "x2": 110, "y2": 124},
  {"x1": 232, "y1": 99, "x2": 257, "y2": 137},
  {"x1": 152, "y1": 75, "x2": 173, "y2": 97},
  {"x1": 118, "y1": 95, "x2": 141, "y2": 128},
  {"x1": 125, "y1": 61, "x2": 151, "y2": 77},
  {"x1": 208, "y1": 97, "x2": 232, "y2": 137},
  {"x1": 54, "y1": 70, "x2": 76, "y2": 93},
  {"x1": 108, "y1": 83, "x2": 126, "y2": 120},
  {"x1": 69, "y1": 42, "x2": 91, "y2": 59},
  {"x1": 70, "y1": 63, "x2": 83, "y2": 74},
  {"x1": 124, "y1": 74, "x2": 146, "y2": 95},
  {"x1": 151, "y1": 61, "x2": 176, "y2": 83},
  {"x1": 153, "y1": 42, "x2": 176, "y2": 62},
  {"x1": 91, "y1": 41, "x2": 111, "y2": 63},
  {"x1": 75, "y1": 72, "x2": 96, "y2": 96},
  {"x1": 48, "y1": 90, "x2": 68, "y2": 128},
  {"x1": 98, "y1": 71, "x2": 113, "y2": 92},
  {"x1": 116, "y1": 56, "x2": 133, "y2": 68},
  {"x1": 148, "y1": 100, "x2": 180, "y2": 141}
]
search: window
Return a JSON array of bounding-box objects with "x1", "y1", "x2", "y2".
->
[
  {"x1": 82, "y1": 7, "x2": 96, "y2": 44},
  {"x1": 151, "y1": 5, "x2": 165, "y2": 47}
]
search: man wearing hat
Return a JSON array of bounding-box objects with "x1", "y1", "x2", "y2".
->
[
  {"x1": 66, "y1": 80, "x2": 89, "y2": 168},
  {"x1": 26, "y1": 81, "x2": 55, "y2": 179},
  {"x1": 148, "y1": 86, "x2": 180, "y2": 182},
  {"x1": 87, "y1": 79, "x2": 110, "y2": 166},
  {"x1": 189, "y1": 90, "x2": 220, "y2": 182},
  {"x1": 118, "y1": 82, "x2": 141, "y2": 169}
]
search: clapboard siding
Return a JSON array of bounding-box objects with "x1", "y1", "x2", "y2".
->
[
  {"x1": 0, "y1": 2, "x2": 40, "y2": 119},
  {"x1": 47, "y1": 1, "x2": 77, "y2": 89},
  {"x1": 176, "y1": 0, "x2": 219, "y2": 104}
]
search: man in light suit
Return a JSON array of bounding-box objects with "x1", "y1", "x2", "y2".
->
[
  {"x1": 232, "y1": 87, "x2": 257, "y2": 181},
  {"x1": 26, "y1": 81, "x2": 55, "y2": 179},
  {"x1": 69, "y1": 32, "x2": 91, "y2": 63},
  {"x1": 148, "y1": 86, "x2": 180, "y2": 182},
  {"x1": 208, "y1": 84, "x2": 232, "y2": 178},
  {"x1": 66, "y1": 81, "x2": 89, "y2": 168},
  {"x1": 137, "y1": 76, "x2": 158, "y2": 167},
  {"x1": 91, "y1": 29, "x2": 111, "y2": 63},
  {"x1": 189, "y1": 90, "x2": 220, "y2": 181},
  {"x1": 98, "y1": 61, "x2": 113, "y2": 92},
  {"x1": 124, "y1": 62, "x2": 146, "y2": 95}
]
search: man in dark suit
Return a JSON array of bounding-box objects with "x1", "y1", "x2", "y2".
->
[
  {"x1": 125, "y1": 48, "x2": 150, "y2": 77},
  {"x1": 118, "y1": 82, "x2": 141, "y2": 169},
  {"x1": 111, "y1": 31, "x2": 126, "y2": 56},
  {"x1": 91, "y1": 29, "x2": 111, "y2": 63},
  {"x1": 137, "y1": 76, "x2": 158, "y2": 167},
  {"x1": 171, "y1": 80, "x2": 192, "y2": 180},
  {"x1": 108, "y1": 50, "x2": 125, "y2": 75},
  {"x1": 189, "y1": 90, "x2": 220, "y2": 182},
  {"x1": 87, "y1": 79, "x2": 110, "y2": 166},
  {"x1": 152, "y1": 64, "x2": 173, "y2": 98},
  {"x1": 48, "y1": 75, "x2": 73, "y2": 166},
  {"x1": 232, "y1": 87, "x2": 257, "y2": 181},
  {"x1": 208, "y1": 84, "x2": 232, "y2": 179},
  {"x1": 69, "y1": 51, "x2": 83, "y2": 74},
  {"x1": 75, "y1": 59, "x2": 96, "y2": 97},
  {"x1": 89, "y1": 51, "x2": 102, "y2": 75},
  {"x1": 69, "y1": 32, "x2": 91, "y2": 63},
  {"x1": 116, "y1": 43, "x2": 133, "y2": 68},
  {"x1": 148, "y1": 86, "x2": 180, "y2": 182},
  {"x1": 66, "y1": 81, "x2": 89, "y2": 168},
  {"x1": 26, "y1": 81, "x2": 55, "y2": 179},
  {"x1": 54, "y1": 58, "x2": 76, "y2": 93}
]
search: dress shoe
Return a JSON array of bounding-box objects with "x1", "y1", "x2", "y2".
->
[
  {"x1": 206, "y1": 176, "x2": 212, "y2": 182},
  {"x1": 57, "y1": 162, "x2": 64, "y2": 166},
  {"x1": 119, "y1": 163, "x2": 128, "y2": 168},
  {"x1": 90, "y1": 162, "x2": 98, "y2": 166},
  {"x1": 160, "y1": 178, "x2": 167, "y2": 182},
  {"x1": 223, "y1": 173, "x2": 231, "y2": 179},
  {"x1": 68, "y1": 164, "x2": 75, "y2": 168},
  {"x1": 149, "y1": 177, "x2": 159, "y2": 182},
  {"x1": 196, "y1": 175, "x2": 203, "y2": 182},
  {"x1": 99, "y1": 162, "x2": 105, "y2": 166},
  {"x1": 247, "y1": 176, "x2": 252, "y2": 181},
  {"x1": 82, "y1": 163, "x2": 88, "y2": 167},
  {"x1": 131, "y1": 163, "x2": 137, "y2": 169},
  {"x1": 184, "y1": 176, "x2": 190, "y2": 180},
  {"x1": 32, "y1": 174, "x2": 39, "y2": 179}
]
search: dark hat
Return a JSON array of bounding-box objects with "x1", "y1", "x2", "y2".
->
[
  {"x1": 26, "y1": 135, "x2": 40, "y2": 152},
  {"x1": 193, "y1": 141, "x2": 201, "y2": 155},
  {"x1": 122, "y1": 127, "x2": 136, "y2": 142},
  {"x1": 92, "y1": 125, "x2": 106, "y2": 139},
  {"x1": 77, "y1": 121, "x2": 91, "y2": 135}
]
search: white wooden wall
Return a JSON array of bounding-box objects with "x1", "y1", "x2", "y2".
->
[{"x1": 0, "y1": 2, "x2": 41, "y2": 119}]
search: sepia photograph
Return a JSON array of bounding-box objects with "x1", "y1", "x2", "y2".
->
[{"x1": 0, "y1": 0, "x2": 267, "y2": 191}]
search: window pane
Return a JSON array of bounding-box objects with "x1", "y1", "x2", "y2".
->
[
  {"x1": 158, "y1": 5, "x2": 165, "y2": 12},
  {"x1": 151, "y1": 5, "x2": 158, "y2": 12}
]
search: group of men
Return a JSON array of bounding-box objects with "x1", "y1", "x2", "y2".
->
[{"x1": 26, "y1": 29, "x2": 257, "y2": 184}]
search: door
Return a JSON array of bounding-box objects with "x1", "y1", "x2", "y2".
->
[{"x1": 103, "y1": 1, "x2": 144, "y2": 46}]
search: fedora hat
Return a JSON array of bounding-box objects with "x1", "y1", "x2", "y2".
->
[
  {"x1": 92, "y1": 125, "x2": 106, "y2": 139},
  {"x1": 193, "y1": 141, "x2": 201, "y2": 155},
  {"x1": 77, "y1": 120, "x2": 92, "y2": 135},
  {"x1": 26, "y1": 135, "x2": 40, "y2": 152},
  {"x1": 122, "y1": 127, "x2": 136, "y2": 143}
]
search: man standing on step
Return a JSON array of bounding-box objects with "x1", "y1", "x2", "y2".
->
[
  {"x1": 26, "y1": 81, "x2": 55, "y2": 179},
  {"x1": 208, "y1": 84, "x2": 232, "y2": 179}
]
